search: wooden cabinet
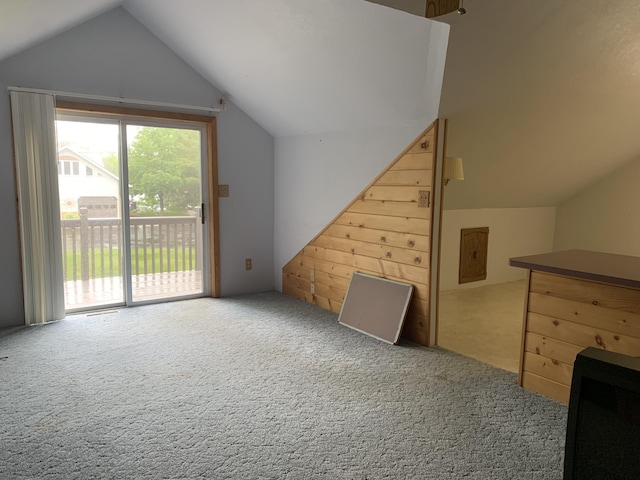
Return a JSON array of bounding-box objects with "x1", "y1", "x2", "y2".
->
[{"x1": 510, "y1": 250, "x2": 640, "y2": 403}]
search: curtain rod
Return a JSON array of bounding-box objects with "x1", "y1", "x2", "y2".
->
[{"x1": 7, "y1": 86, "x2": 222, "y2": 114}]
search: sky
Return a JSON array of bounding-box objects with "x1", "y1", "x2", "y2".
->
[
  {"x1": 55, "y1": 119, "x2": 145, "y2": 165},
  {"x1": 55, "y1": 119, "x2": 120, "y2": 164}
]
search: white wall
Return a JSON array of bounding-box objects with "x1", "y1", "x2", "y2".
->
[
  {"x1": 273, "y1": 19, "x2": 449, "y2": 289},
  {"x1": 554, "y1": 156, "x2": 640, "y2": 256},
  {"x1": 0, "y1": 7, "x2": 274, "y2": 327},
  {"x1": 439, "y1": 207, "x2": 556, "y2": 291}
]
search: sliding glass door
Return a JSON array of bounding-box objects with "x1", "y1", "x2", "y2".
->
[
  {"x1": 125, "y1": 124, "x2": 205, "y2": 303},
  {"x1": 56, "y1": 114, "x2": 209, "y2": 311}
]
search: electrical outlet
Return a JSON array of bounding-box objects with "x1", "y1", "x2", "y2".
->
[{"x1": 245, "y1": 258, "x2": 252, "y2": 270}]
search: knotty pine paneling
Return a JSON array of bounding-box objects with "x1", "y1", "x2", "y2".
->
[
  {"x1": 524, "y1": 332, "x2": 584, "y2": 366},
  {"x1": 528, "y1": 292, "x2": 640, "y2": 338},
  {"x1": 523, "y1": 351, "x2": 573, "y2": 386},
  {"x1": 323, "y1": 224, "x2": 430, "y2": 251},
  {"x1": 392, "y1": 153, "x2": 434, "y2": 170},
  {"x1": 311, "y1": 236, "x2": 428, "y2": 268},
  {"x1": 519, "y1": 271, "x2": 640, "y2": 403},
  {"x1": 530, "y1": 271, "x2": 640, "y2": 314},
  {"x1": 527, "y1": 312, "x2": 640, "y2": 357},
  {"x1": 376, "y1": 169, "x2": 432, "y2": 186},
  {"x1": 521, "y1": 371, "x2": 570, "y2": 404},
  {"x1": 336, "y1": 212, "x2": 430, "y2": 234},
  {"x1": 282, "y1": 122, "x2": 438, "y2": 346},
  {"x1": 348, "y1": 199, "x2": 431, "y2": 218},
  {"x1": 364, "y1": 185, "x2": 429, "y2": 202}
]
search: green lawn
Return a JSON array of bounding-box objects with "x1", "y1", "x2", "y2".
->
[{"x1": 64, "y1": 247, "x2": 198, "y2": 281}]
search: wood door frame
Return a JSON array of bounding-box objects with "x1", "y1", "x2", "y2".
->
[
  {"x1": 431, "y1": 117, "x2": 447, "y2": 346},
  {"x1": 56, "y1": 100, "x2": 221, "y2": 297}
]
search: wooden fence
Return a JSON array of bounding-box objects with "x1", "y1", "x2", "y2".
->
[{"x1": 60, "y1": 212, "x2": 202, "y2": 281}]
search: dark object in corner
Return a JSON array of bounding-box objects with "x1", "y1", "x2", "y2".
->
[
  {"x1": 564, "y1": 347, "x2": 640, "y2": 479},
  {"x1": 426, "y1": 0, "x2": 460, "y2": 18}
]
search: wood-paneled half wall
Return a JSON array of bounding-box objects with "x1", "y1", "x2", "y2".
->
[
  {"x1": 282, "y1": 121, "x2": 439, "y2": 346},
  {"x1": 520, "y1": 271, "x2": 640, "y2": 403}
]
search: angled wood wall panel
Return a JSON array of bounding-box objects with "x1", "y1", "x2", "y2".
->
[{"x1": 282, "y1": 121, "x2": 438, "y2": 346}]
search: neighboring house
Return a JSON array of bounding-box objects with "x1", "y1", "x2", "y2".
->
[{"x1": 57, "y1": 145, "x2": 120, "y2": 217}]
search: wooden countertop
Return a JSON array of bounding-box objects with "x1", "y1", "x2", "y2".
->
[{"x1": 509, "y1": 249, "x2": 640, "y2": 289}]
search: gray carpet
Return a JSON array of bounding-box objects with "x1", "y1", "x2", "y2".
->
[{"x1": 0, "y1": 292, "x2": 567, "y2": 479}]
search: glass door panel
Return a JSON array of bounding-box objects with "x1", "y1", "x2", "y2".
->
[
  {"x1": 56, "y1": 119, "x2": 125, "y2": 310},
  {"x1": 125, "y1": 124, "x2": 205, "y2": 302}
]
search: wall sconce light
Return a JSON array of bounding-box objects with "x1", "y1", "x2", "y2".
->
[{"x1": 444, "y1": 156, "x2": 464, "y2": 186}]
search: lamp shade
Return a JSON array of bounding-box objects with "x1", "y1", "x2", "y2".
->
[{"x1": 444, "y1": 156, "x2": 464, "y2": 182}]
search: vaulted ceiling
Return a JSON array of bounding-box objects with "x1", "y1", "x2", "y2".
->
[
  {"x1": 0, "y1": 0, "x2": 446, "y2": 139},
  {"x1": 123, "y1": 0, "x2": 446, "y2": 137},
  {"x1": 2, "y1": 0, "x2": 640, "y2": 210}
]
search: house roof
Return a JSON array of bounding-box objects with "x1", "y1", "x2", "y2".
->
[
  {"x1": 57, "y1": 145, "x2": 119, "y2": 181},
  {"x1": 2, "y1": 0, "x2": 640, "y2": 209}
]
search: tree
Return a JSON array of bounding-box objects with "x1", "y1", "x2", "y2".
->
[
  {"x1": 127, "y1": 127, "x2": 201, "y2": 214},
  {"x1": 102, "y1": 152, "x2": 119, "y2": 176}
]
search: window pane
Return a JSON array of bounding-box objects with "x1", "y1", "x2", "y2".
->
[{"x1": 56, "y1": 118, "x2": 123, "y2": 310}]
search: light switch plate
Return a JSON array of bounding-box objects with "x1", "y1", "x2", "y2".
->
[
  {"x1": 418, "y1": 190, "x2": 430, "y2": 208},
  {"x1": 219, "y1": 185, "x2": 229, "y2": 197}
]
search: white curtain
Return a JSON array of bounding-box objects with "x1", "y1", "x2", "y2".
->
[{"x1": 10, "y1": 91, "x2": 65, "y2": 325}]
